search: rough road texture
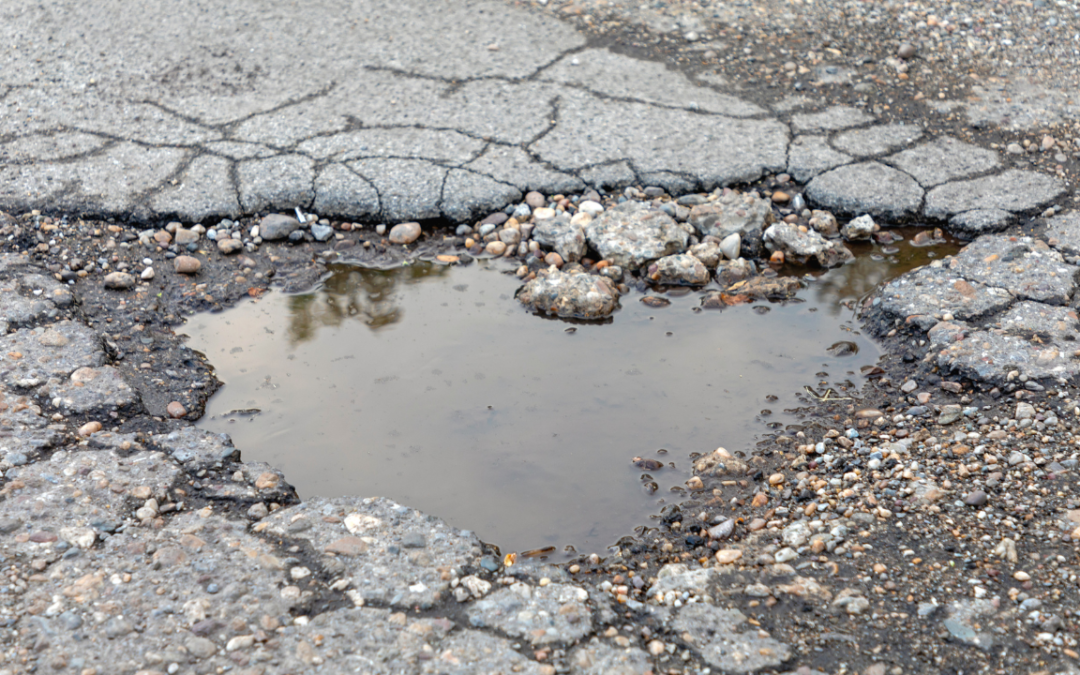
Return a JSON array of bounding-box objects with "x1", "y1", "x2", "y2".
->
[
  {"x1": 6, "y1": 0, "x2": 1080, "y2": 674},
  {"x1": 0, "y1": 1, "x2": 1069, "y2": 233}
]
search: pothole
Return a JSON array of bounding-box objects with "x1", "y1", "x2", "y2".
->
[{"x1": 183, "y1": 225, "x2": 958, "y2": 556}]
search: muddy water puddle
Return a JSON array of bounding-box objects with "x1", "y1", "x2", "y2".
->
[{"x1": 184, "y1": 229, "x2": 958, "y2": 556}]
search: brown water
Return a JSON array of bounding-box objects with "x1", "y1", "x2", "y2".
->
[{"x1": 184, "y1": 230, "x2": 957, "y2": 555}]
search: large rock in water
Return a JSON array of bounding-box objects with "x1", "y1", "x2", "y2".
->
[
  {"x1": 584, "y1": 202, "x2": 690, "y2": 269},
  {"x1": 647, "y1": 254, "x2": 710, "y2": 285},
  {"x1": 516, "y1": 268, "x2": 620, "y2": 319},
  {"x1": 531, "y1": 213, "x2": 586, "y2": 262},
  {"x1": 688, "y1": 190, "x2": 774, "y2": 241},
  {"x1": 763, "y1": 222, "x2": 853, "y2": 268}
]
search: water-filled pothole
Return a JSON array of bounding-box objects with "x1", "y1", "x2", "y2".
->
[{"x1": 184, "y1": 228, "x2": 957, "y2": 555}]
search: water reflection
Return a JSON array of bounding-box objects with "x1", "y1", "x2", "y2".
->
[
  {"x1": 284, "y1": 261, "x2": 450, "y2": 344},
  {"x1": 795, "y1": 228, "x2": 961, "y2": 315}
]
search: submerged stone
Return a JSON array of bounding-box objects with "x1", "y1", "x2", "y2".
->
[{"x1": 647, "y1": 254, "x2": 710, "y2": 285}]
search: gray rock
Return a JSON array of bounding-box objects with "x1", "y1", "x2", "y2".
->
[
  {"x1": 311, "y1": 224, "x2": 334, "y2": 242},
  {"x1": 516, "y1": 268, "x2": 620, "y2": 319},
  {"x1": 467, "y1": 582, "x2": 592, "y2": 644},
  {"x1": 584, "y1": 202, "x2": 690, "y2": 269},
  {"x1": 805, "y1": 161, "x2": 924, "y2": 220},
  {"x1": 841, "y1": 214, "x2": 877, "y2": 241},
  {"x1": 947, "y1": 235, "x2": 1076, "y2": 305},
  {"x1": 944, "y1": 600, "x2": 997, "y2": 650},
  {"x1": 831, "y1": 123, "x2": 923, "y2": 157},
  {"x1": 791, "y1": 105, "x2": 874, "y2": 133},
  {"x1": 925, "y1": 169, "x2": 1066, "y2": 220},
  {"x1": 531, "y1": 213, "x2": 586, "y2": 263},
  {"x1": 787, "y1": 136, "x2": 852, "y2": 183},
  {"x1": 688, "y1": 191, "x2": 774, "y2": 241},
  {"x1": 782, "y1": 521, "x2": 811, "y2": 548},
  {"x1": 259, "y1": 213, "x2": 301, "y2": 241},
  {"x1": 874, "y1": 264, "x2": 1014, "y2": 331},
  {"x1": 885, "y1": 136, "x2": 1001, "y2": 187},
  {"x1": 948, "y1": 209, "x2": 1015, "y2": 239},
  {"x1": 809, "y1": 210, "x2": 839, "y2": 237},
  {"x1": 716, "y1": 259, "x2": 757, "y2": 287},
  {"x1": 688, "y1": 241, "x2": 722, "y2": 268},
  {"x1": 673, "y1": 604, "x2": 791, "y2": 673},
  {"x1": 647, "y1": 254, "x2": 710, "y2": 285},
  {"x1": 763, "y1": 222, "x2": 853, "y2": 268}
]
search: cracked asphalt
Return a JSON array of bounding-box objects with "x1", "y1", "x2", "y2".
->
[{"x1": 8, "y1": 1, "x2": 1080, "y2": 674}]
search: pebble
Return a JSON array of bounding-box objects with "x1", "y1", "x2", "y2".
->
[
  {"x1": 78, "y1": 421, "x2": 102, "y2": 436},
  {"x1": 525, "y1": 191, "x2": 547, "y2": 208},
  {"x1": 103, "y1": 271, "x2": 135, "y2": 290},
  {"x1": 166, "y1": 401, "x2": 187, "y2": 418},
  {"x1": 140, "y1": 267, "x2": 155, "y2": 281},
  {"x1": 897, "y1": 43, "x2": 917, "y2": 59},
  {"x1": 260, "y1": 214, "x2": 300, "y2": 240},
  {"x1": 486, "y1": 241, "x2": 508, "y2": 256},
  {"x1": 716, "y1": 549, "x2": 743, "y2": 564},
  {"x1": 173, "y1": 256, "x2": 201, "y2": 274},
  {"x1": 389, "y1": 222, "x2": 422, "y2": 245},
  {"x1": 217, "y1": 238, "x2": 244, "y2": 255},
  {"x1": 963, "y1": 490, "x2": 988, "y2": 506}
]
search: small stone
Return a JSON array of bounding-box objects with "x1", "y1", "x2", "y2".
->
[
  {"x1": 964, "y1": 490, "x2": 988, "y2": 506},
  {"x1": 255, "y1": 472, "x2": 281, "y2": 490},
  {"x1": 78, "y1": 421, "x2": 102, "y2": 436},
  {"x1": 217, "y1": 238, "x2": 244, "y2": 255},
  {"x1": 648, "y1": 640, "x2": 666, "y2": 656},
  {"x1": 173, "y1": 256, "x2": 201, "y2": 274},
  {"x1": 103, "y1": 272, "x2": 136, "y2": 290},
  {"x1": 715, "y1": 549, "x2": 743, "y2": 564},
  {"x1": 525, "y1": 191, "x2": 547, "y2": 208},
  {"x1": 544, "y1": 252, "x2": 564, "y2": 268},
  {"x1": 389, "y1": 222, "x2": 421, "y2": 245},
  {"x1": 768, "y1": 473, "x2": 785, "y2": 486},
  {"x1": 771, "y1": 191, "x2": 790, "y2": 203},
  {"x1": 140, "y1": 267, "x2": 155, "y2": 281},
  {"x1": 174, "y1": 228, "x2": 199, "y2": 245},
  {"x1": 260, "y1": 214, "x2": 301, "y2": 240},
  {"x1": 751, "y1": 493, "x2": 769, "y2": 508},
  {"x1": 485, "y1": 241, "x2": 508, "y2": 256},
  {"x1": 897, "y1": 43, "x2": 916, "y2": 59},
  {"x1": 1013, "y1": 571, "x2": 1031, "y2": 582},
  {"x1": 719, "y1": 233, "x2": 741, "y2": 260},
  {"x1": 166, "y1": 401, "x2": 187, "y2": 419},
  {"x1": 325, "y1": 536, "x2": 369, "y2": 556}
]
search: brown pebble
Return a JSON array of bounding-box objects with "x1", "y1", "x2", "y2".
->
[
  {"x1": 897, "y1": 43, "x2": 917, "y2": 59},
  {"x1": 543, "y1": 252, "x2": 564, "y2": 268},
  {"x1": 173, "y1": 256, "x2": 201, "y2": 275},
  {"x1": 485, "y1": 241, "x2": 508, "y2": 256},
  {"x1": 166, "y1": 401, "x2": 187, "y2": 418},
  {"x1": 389, "y1": 222, "x2": 421, "y2": 245},
  {"x1": 769, "y1": 251, "x2": 785, "y2": 265},
  {"x1": 771, "y1": 191, "x2": 790, "y2": 203},
  {"x1": 78, "y1": 421, "x2": 102, "y2": 436},
  {"x1": 751, "y1": 493, "x2": 769, "y2": 508}
]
